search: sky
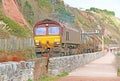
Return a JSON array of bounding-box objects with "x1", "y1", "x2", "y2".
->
[{"x1": 63, "y1": 0, "x2": 120, "y2": 18}]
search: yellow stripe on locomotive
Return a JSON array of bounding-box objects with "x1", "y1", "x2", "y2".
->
[{"x1": 34, "y1": 36, "x2": 61, "y2": 47}]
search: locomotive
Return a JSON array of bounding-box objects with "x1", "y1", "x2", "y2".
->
[{"x1": 33, "y1": 19, "x2": 102, "y2": 57}]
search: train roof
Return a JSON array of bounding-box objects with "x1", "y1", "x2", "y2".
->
[{"x1": 34, "y1": 19, "x2": 60, "y2": 27}]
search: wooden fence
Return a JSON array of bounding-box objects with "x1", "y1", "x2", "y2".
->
[{"x1": 0, "y1": 35, "x2": 34, "y2": 52}]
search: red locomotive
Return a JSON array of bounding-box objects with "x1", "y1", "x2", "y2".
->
[{"x1": 33, "y1": 19, "x2": 102, "y2": 57}]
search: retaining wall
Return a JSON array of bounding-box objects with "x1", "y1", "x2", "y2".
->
[
  {"x1": 0, "y1": 51, "x2": 105, "y2": 81},
  {"x1": 48, "y1": 51, "x2": 105, "y2": 75}
]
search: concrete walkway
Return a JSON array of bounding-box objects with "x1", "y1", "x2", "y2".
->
[
  {"x1": 57, "y1": 52, "x2": 120, "y2": 81},
  {"x1": 69, "y1": 52, "x2": 117, "y2": 77}
]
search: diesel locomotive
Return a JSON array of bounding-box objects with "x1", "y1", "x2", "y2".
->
[{"x1": 33, "y1": 19, "x2": 102, "y2": 57}]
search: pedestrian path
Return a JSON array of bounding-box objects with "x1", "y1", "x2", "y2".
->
[
  {"x1": 57, "y1": 52, "x2": 120, "y2": 81},
  {"x1": 69, "y1": 52, "x2": 117, "y2": 77}
]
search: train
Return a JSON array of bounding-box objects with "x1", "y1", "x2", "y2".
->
[{"x1": 33, "y1": 19, "x2": 102, "y2": 57}]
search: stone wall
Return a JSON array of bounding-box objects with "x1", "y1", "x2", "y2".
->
[
  {"x1": 0, "y1": 51, "x2": 105, "y2": 81},
  {"x1": 48, "y1": 51, "x2": 105, "y2": 75},
  {"x1": 0, "y1": 57, "x2": 48, "y2": 81},
  {"x1": 0, "y1": 61, "x2": 34, "y2": 81}
]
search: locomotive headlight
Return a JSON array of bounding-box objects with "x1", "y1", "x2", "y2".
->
[
  {"x1": 35, "y1": 40, "x2": 40, "y2": 45},
  {"x1": 35, "y1": 42, "x2": 39, "y2": 45},
  {"x1": 54, "y1": 42, "x2": 60, "y2": 45}
]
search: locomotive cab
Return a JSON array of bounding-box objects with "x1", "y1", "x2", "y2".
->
[{"x1": 34, "y1": 19, "x2": 63, "y2": 53}]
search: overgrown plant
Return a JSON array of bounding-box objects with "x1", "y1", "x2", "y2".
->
[
  {"x1": 39, "y1": 71, "x2": 68, "y2": 81},
  {"x1": 28, "y1": 78, "x2": 32, "y2": 81},
  {"x1": 117, "y1": 68, "x2": 120, "y2": 76},
  {"x1": 86, "y1": 7, "x2": 115, "y2": 16},
  {"x1": 117, "y1": 52, "x2": 120, "y2": 56},
  {"x1": 23, "y1": 0, "x2": 34, "y2": 26},
  {"x1": 37, "y1": 0, "x2": 52, "y2": 11},
  {"x1": 25, "y1": 1, "x2": 32, "y2": 9},
  {"x1": 54, "y1": 6, "x2": 74, "y2": 23}
]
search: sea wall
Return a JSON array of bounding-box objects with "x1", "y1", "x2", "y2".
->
[
  {"x1": 0, "y1": 58, "x2": 48, "y2": 81},
  {"x1": 48, "y1": 51, "x2": 105, "y2": 75}
]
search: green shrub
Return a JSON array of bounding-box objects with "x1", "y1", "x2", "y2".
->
[
  {"x1": 40, "y1": 76, "x2": 55, "y2": 81},
  {"x1": 37, "y1": 0, "x2": 52, "y2": 11},
  {"x1": 23, "y1": 0, "x2": 34, "y2": 26},
  {"x1": 28, "y1": 79, "x2": 32, "y2": 81},
  {"x1": 117, "y1": 68, "x2": 120, "y2": 77},
  {"x1": 25, "y1": 1, "x2": 32, "y2": 9},
  {"x1": 117, "y1": 52, "x2": 120, "y2": 56},
  {"x1": 86, "y1": 7, "x2": 115, "y2": 16},
  {"x1": 57, "y1": 71, "x2": 68, "y2": 77},
  {"x1": 54, "y1": 6, "x2": 74, "y2": 23},
  {"x1": 24, "y1": 48, "x2": 36, "y2": 59},
  {"x1": 118, "y1": 68, "x2": 120, "y2": 72},
  {"x1": 39, "y1": 71, "x2": 68, "y2": 81}
]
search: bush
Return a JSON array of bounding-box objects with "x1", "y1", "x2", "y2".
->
[
  {"x1": 57, "y1": 71, "x2": 68, "y2": 77},
  {"x1": 86, "y1": 7, "x2": 115, "y2": 16},
  {"x1": 117, "y1": 68, "x2": 120, "y2": 77},
  {"x1": 37, "y1": 0, "x2": 52, "y2": 11},
  {"x1": 54, "y1": 6, "x2": 74, "y2": 23},
  {"x1": 28, "y1": 79, "x2": 32, "y2": 81},
  {"x1": 117, "y1": 52, "x2": 120, "y2": 56},
  {"x1": 39, "y1": 71, "x2": 68, "y2": 81},
  {"x1": 25, "y1": 1, "x2": 32, "y2": 9}
]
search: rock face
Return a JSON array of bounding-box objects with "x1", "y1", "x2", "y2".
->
[{"x1": 2, "y1": 0, "x2": 28, "y2": 26}]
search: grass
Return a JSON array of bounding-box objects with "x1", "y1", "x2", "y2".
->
[
  {"x1": 39, "y1": 71, "x2": 68, "y2": 81},
  {"x1": 37, "y1": 0, "x2": 52, "y2": 11},
  {"x1": 0, "y1": 14, "x2": 32, "y2": 37},
  {"x1": 54, "y1": 6, "x2": 74, "y2": 23},
  {"x1": 24, "y1": 48, "x2": 36, "y2": 59},
  {"x1": 25, "y1": 1, "x2": 32, "y2": 10},
  {"x1": 117, "y1": 52, "x2": 120, "y2": 56},
  {"x1": 117, "y1": 68, "x2": 120, "y2": 76},
  {"x1": 28, "y1": 79, "x2": 32, "y2": 81},
  {"x1": 23, "y1": 0, "x2": 34, "y2": 26},
  {"x1": 0, "y1": 0, "x2": 32, "y2": 37}
]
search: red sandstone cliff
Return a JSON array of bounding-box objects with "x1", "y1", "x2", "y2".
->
[{"x1": 2, "y1": 0, "x2": 28, "y2": 26}]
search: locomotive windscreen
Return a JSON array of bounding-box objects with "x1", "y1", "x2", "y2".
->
[
  {"x1": 48, "y1": 27, "x2": 59, "y2": 35},
  {"x1": 35, "y1": 27, "x2": 46, "y2": 35}
]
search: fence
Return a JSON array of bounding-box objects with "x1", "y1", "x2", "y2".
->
[{"x1": 0, "y1": 35, "x2": 34, "y2": 52}]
